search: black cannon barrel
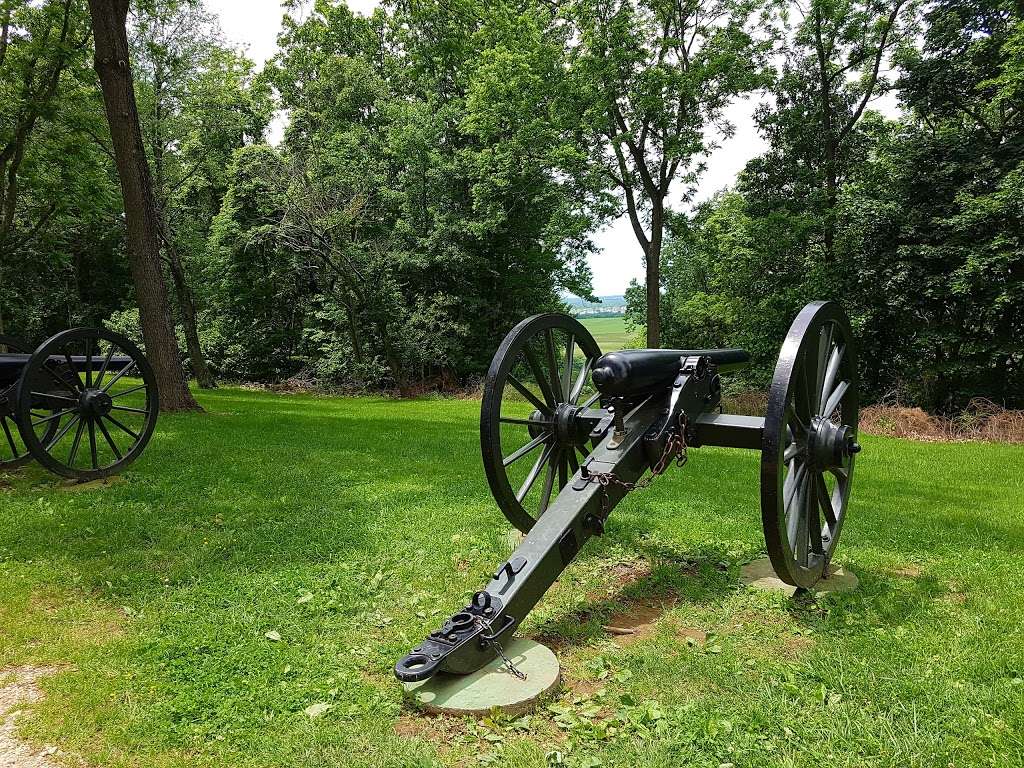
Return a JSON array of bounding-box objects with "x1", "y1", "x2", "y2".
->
[
  {"x1": 0, "y1": 353, "x2": 133, "y2": 390},
  {"x1": 0, "y1": 355, "x2": 27, "y2": 389},
  {"x1": 591, "y1": 348, "x2": 750, "y2": 397}
]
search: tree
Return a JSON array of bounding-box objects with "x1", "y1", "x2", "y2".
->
[
  {"x1": 246, "y1": 0, "x2": 610, "y2": 389},
  {"x1": 846, "y1": 0, "x2": 1023, "y2": 409},
  {"x1": 563, "y1": 0, "x2": 768, "y2": 346},
  {"x1": 87, "y1": 0, "x2": 198, "y2": 410},
  {"x1": 131, "y1": 0, "x2": 271, "y2": 388},
  {"x1": 0, "y1": 0, "x2": 93, "y2": 334},
  {"x1": 205, "y1": 145, "x2": 306, "y2": 381},
  {"x1": 652, "y1": 0, "x2": 1022, "y2": 410},
  {"x1": 748, "y1": 0, "x2": 914, "y2": 262}
]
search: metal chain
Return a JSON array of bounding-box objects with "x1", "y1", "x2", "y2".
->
[
  {"x1": 475, "y1": 617, "x2": 527, "y2": 680},
  {"x1": 587, "y1": 416, "x2": 689, "y2": 518}
]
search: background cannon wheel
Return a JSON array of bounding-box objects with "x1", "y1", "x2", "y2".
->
[
  {"x1": 0, "y1": 334, "x2": 61, "y2": 471},
  {"x1": 761, "y1": 302, "x2": 860, "y2": 588},
  {"x1": 481, "y1": 314, "x2": 602, "y2": 533},
  {"x1": 16, "y1": 328, "x2": 159, "y2": 481}
]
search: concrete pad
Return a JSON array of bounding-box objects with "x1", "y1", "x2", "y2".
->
[
  {"x1": 403, "y1": 638, "x2": 560, "y2": 716},
  {"x1": 740, "y1": 557, "x2": 859, "y2": 597}
]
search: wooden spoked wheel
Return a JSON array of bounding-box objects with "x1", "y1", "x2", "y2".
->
[
  {"x1": 481, "y1": 314, "x2": 602, "y2": 533},
  {"x1": 16, "y1": 328, "x2": 159, "y2": 480},
  {"x1": 0, "y1": 334, "x2": 60, "y2": 471},
  {"x1": 761, "y1": 302, "x2": 860, "y2": 588}
]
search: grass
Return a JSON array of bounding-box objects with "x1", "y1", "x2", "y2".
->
[
  {"x1": 578, "y1": 316, "x2": 634, "y2": 351},
  {"x1": 1, "y1": 387, "x2": 1023, "y2": 767}
]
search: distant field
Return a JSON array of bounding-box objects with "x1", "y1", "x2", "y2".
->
[{"x1": 580, "y1": 315, "x2": 633, "y2": 351}]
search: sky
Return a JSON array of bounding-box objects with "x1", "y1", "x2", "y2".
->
[{"x1": 203, "y1": 0, "x2": 890, "y2": 297}]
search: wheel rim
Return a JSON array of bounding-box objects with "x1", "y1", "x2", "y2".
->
[
  {"x1": 0, "y1": 334, "x2": 59, "y2": 471},
  {"x1": 481, "y1": 314, "x2": 602, "y2": 533},
  {"x1": 761, "y1": 302, "x2": 859, "y2": 588},
  {"x1": 16, "y1": 328, "x2": 159, "y2": 480}
]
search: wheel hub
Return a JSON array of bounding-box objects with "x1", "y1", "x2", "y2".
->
[
  {"x1": 806, "y1": 416, "x2": 861, "y2": 469},
  {"x1": 79, "y1": 388, "x2": 113, "y2": 418},
  {"x1": 555, "y1": 403, "x2": 596, "y2": 447},
  {"x1": 526, "y1": 405, "x2": 591, "y2": 448},
  {"x1": 553, "y1": 404, "x2": 578, "y2": 445}
]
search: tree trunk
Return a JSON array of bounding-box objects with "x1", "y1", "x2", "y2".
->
[
  {"x1": 377, "y1": 324, "x2": 408, "y2": 396},
  {"x1": 163, "y1": 232, "x2": 216, "y2": 388},
  {"x1": 150, "y1": 55, "x2": 215, "y2": 390},
  {"x1": 814, "y1": 6, "x2": 839, "y2": 262},
  {"x1": 645, "y1": 200, "x2": 663, "y2": 348},
  {"x1": 344, "y1": 302, "x2": 364, "y2": 364},
  {"x1": 88, "y1": 0, "x2": 199, "y2": 411}
]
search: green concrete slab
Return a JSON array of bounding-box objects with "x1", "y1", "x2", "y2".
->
[
  {"x1": 403, "y1": 638, "x2": 560, "y2": 716},
  {"x1": 740, "y1": 557, "x2": 859, "y2": 597}
]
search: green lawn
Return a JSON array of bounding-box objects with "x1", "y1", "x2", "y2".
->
[
  {"x1": 2, "y1": 388, "x2": 1023, "y2": 767},
  {"x1": 579, "y1": 316, "x2": 634, "y2": 351}
]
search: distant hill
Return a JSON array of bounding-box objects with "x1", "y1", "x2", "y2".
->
[{"x1": 564, "y1": 294, "x2": 627, "y2": 317}]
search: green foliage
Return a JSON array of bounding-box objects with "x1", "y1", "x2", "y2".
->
[
  {"x1": 560, "y1": 0, "x2": 771, "y2": 344},
  {"x1": 0, "y1": 0, "x2": 270, "y2": 365},
  {"x1": 653, "y1": 0, "x2": 1023, "y2": 410},
  {"x1": 0, "y1": 0, "x2": 124, "y2": 339},
  {"x1": 203, "y1": 0, "x2": 613, "y2": 388},
  {"x1": 205, "y1": 145, "x2": 303, "y2": 380},
  {"x1": 103, "y1": 306, "x2": 143, "y2": 347},
  {"x1": 1, "y1": 0, "x2": 1020, "y2": 405}
]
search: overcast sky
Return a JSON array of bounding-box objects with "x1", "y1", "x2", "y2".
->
[{"x1": 203, "y1": 0, "x2": 889, "y2": 296}]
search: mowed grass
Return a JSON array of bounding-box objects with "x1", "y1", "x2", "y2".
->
[
  {"x1": 1, "y1": 387, "x2": 1022, "y2": 767},
  {"x1": 579, "y1": 316, "x2": 634, "y2": 351}
]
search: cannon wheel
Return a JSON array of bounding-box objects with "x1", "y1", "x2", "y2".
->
[
  {"x1": 0, "y1": 334, "x2": 62, "y2": 471},
  {"x1": 761, "y1": 302, "x2": 859, "y2": 588},
  {"x1": 481, "y1": 314, "x2": 602, "y2": 533},
  {"x1": 16, "y1": 328, "x2": 159, "y2": 481}
]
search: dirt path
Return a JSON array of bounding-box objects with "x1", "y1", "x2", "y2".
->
[{"x1": 0, "y1": 667, "x2": 61, "y2": 768}]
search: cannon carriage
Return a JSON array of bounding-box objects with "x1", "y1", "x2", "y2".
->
[
  {"x1": 0, "y1": 328, "x2": 159, "y2": 480},
  {"x1": 396, "y1": 301, "x2": 860, "y2": 683}
]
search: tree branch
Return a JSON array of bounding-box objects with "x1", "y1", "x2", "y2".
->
[{"x1": 837, "y1": 0, "x2": 906, "y2": 145}]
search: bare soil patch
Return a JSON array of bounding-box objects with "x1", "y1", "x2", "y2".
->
[
  {"x1": 564, "y1": 675, "x2": 605, "y2": 699},
  {"x1": 674, "y1": 626, "x2": 708, "y2": 646},
  {"x1": 892, "y1": 565, "x2": 923, "y2": 578},
  {"x1": 781, "y1": 634, "x2": 814, "y2": 657},
  {"x1": 603, "y1": 598, "x2": 677, "y2": 647},
  {"x1": 585, "y1": 559, "x2": 653, "y2": 602},
  {"x1": 0, "y1": 666, "x2": 61, "y2": 768}
]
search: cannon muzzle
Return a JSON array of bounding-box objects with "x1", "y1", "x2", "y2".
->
[{"x1": 592, "y1": 348, "x2": 749, "y2": 397}]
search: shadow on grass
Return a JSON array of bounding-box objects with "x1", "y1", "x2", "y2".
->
[
  {"x1": 530, "y1": 537, "x2": 741, "y2": 650},
  {"x1": 0, "y1": 400, "x2": 489, "y2": 598}
]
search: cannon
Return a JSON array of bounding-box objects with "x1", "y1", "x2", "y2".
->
[
  {"x1": 0, "y1": 328, "x2": 159, "y2": 480},
  {"x1": 395, "y1": 301, "x2": 859, "y2": 685}
]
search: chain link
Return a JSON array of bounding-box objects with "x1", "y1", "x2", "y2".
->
[
  {"x1": 475, "y1": 617, "x2": 527, "y2": 680},
  {"x1": 587, "y1": 416, "x2": 689, "y2": 518}
]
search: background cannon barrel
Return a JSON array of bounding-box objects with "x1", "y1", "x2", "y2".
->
[{"x1": 591, "y1": 348, "x2": 750, "y2": 397}]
